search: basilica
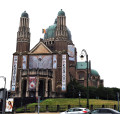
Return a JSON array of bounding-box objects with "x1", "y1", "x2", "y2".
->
[{"x1": 11, "y1": 10, "x2": 103, "y2": 98}]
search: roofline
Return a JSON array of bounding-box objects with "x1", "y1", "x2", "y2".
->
[{"x1": 29, "y1": 41, "x2": 52, "y2": 54}]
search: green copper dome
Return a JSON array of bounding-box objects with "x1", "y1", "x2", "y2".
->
[
  {"x1": 44, "y1": 24, "x2": 57, "y2": 39},
  {"x1": 91, "y1": 69, "x2": 100, "y2": 76},
  {"x1": 21, "y1": 11, "x2": 29, "y2": 18},
  {"x1": 76, "y1": 62, "x2": 100, "y2": 76},
  {"x1": 58, "y1": 9, "x2": 65, "y2": 16}
]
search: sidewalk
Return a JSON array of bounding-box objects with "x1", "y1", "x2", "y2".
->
[{"x1": 15, "y1": 112, "x2": 59, "y2": 114}]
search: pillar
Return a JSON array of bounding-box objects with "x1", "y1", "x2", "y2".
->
[
  {"x1": 19, "y1": 70, "x2": 22, "y2": 97},
  {"x1": 45, "y1": 78, "x2": 48, "y2": 97},
  {"x1": 26, "y1": 77, "x2": 29, "y2": 97}
]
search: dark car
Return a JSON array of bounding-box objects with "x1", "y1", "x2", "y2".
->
[{"x1": 91, "y1": 108, "x2": 120, "y2": 114}]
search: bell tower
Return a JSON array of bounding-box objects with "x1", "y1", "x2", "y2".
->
[
  {"x1": 56, "y1": 9, "x2": 68, "y2": 40},
  {"x1": 55, "y1": 9, "x2": 69, "y2": 52},
  {"x1": 16, "y1": 11, "x2": 30, "y2": 53},
  {"x1": 11, "y1": 11, "x2": 30, "y2": 97}
]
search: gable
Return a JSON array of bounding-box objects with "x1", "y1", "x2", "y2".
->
[
  {"x1": 29, "y1": 42, "x2": 52, "y2": 54},
  {"x1": 33, "y1": 44, "x2": 50, "y2": 54}
]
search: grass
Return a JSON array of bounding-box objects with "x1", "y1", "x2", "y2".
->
[
  {"x1": 16, "y1": 98, "x2": 119, "y2": 112},
  {"x1": 28, "y1": 98, "x2": 118, "y2": 106}
]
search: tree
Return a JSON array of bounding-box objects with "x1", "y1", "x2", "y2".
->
[
  {"x1": 66, "y1": 79, "x2": 86, "y2": 98},
  {"x1": 89, "y1": 87, "x2": 97, "y2": 99},
  {"x1": 66, "y1": 79, "x2": 120, "y2": 100}
]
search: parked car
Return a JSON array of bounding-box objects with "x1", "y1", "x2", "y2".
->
[
  {"x1": 60, "y1": 107, "x2": 90, "y2": 114},
  {"x1": 91, "y1": 108, "x2": 120, "y2": 114}
]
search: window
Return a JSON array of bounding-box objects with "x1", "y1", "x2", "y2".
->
[
  {"x1": 79, "y1": 72, "x2": 85, "y2": 80},
  {"x1": 92, "y1": 109, "x2": 99, "y2": 113},
  {"x1": 75, "y1": 109, "x2": 82, "y2": 111},
  {"x1": 68, "y1": 109, "x2": 73, "y2": 112}
]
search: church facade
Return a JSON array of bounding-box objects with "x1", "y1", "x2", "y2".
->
[{"x1": 10, "y1": 10, "x2": 103, "y2": 98}]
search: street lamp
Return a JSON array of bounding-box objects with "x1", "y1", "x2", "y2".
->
[
  {"x1": 0, "y1": 76, "x2": 6, "y2": 114},
  {"x1": 80, "y1": 49, "x2": 89, "y2": 108},
  {"x1": 117, "y1": 92, "x2": 119, "y2": 112},
  {"x1": 79, "y1": 91, "x2": 81, "y2": 107},
  {"x1": 38, "y1": 96, "x2": 41, "y2": 114}
]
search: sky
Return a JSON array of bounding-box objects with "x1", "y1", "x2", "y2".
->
[{"x1": 0, "y1": 0, "x2": 120, "y2": 90}]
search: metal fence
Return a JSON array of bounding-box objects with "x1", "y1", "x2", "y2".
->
[{"x1": 15, "y1": 105, "x2": 120, "y2": 113}]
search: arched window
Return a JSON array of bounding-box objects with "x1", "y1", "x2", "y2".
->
[{"x1": 79, "y1": 71, "x2": 85, "y2": 80}]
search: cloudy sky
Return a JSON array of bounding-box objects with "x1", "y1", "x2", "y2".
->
[{"x1": 0, "y1": 0, "x2": 120, "y2": 90}]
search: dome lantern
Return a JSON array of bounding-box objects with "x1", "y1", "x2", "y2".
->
[
  {"x1": 58, "y1": 9, "x2": 65, "y2": 16},
  {"x1": 21, "y1": 11, "x2": 29, "y2": 18}
]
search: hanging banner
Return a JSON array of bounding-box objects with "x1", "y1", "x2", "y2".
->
[
  {"x1": 22, "y1": 55, "x2": 27, "y2": 69},
  {"x1": 62, "y1": 55, "x2": 66, "y2": 91},
  {"x1": 5, "y1": 98, "x2": 14, "y2": 112},
  {"x1": 29, "y1": 55, "x2": 52, "y2": 69},
  {"x1": 29, "y1": 77, "x2": 37, "y2": 91},
  {"x1": 11, "y1": 56, "x2": 18, "y2": 91},
  {"x1": 53, "y1": 55, "x2": 57, "y2": 69},
  {"x1": 68, "y1": 45, "x2": 75, "y2": 61}
]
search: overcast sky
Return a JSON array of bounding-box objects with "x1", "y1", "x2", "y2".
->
[{"x1": 0, "y1": 0, "x2": 120, "y2": 90}]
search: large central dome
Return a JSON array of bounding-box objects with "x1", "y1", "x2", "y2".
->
[
  {"x1": 44, "y1": 21, "x2": 57, "y2": 39},
  {"x1": 44, "y1": 10, "x2": 72, "y2": 40}
]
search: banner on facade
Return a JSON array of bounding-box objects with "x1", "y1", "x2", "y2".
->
[
  {"x1": 29, "y1": 55, "x2": 52, "y2": 69},
  {"x1": 11, "y1": 56, "x2": 18, "y2": 91},
  {"x1": 22, "y1": 55, "x2": 27, "y2": 69},
  {"x1": 29, "y1": 77, "x2": 37, "y2": 91},
  {"x1": 68, "y1": 45, "x2": 75, "y2": 61},
  {"x1": 5, "y1": 98, "x2": 14, "y2": 112},
  {"x1": 62, "y1": 55, "x2": 66, "y2": 91},
  {"x1": 53, "y1": 55, "x2": 57, "y2": 69}
]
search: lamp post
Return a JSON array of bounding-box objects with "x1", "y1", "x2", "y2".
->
[
  {"x1": 80, "y1": 49, "x2": 89, "y2": 108},
  {"x1": 79, "y1": 91, "x2": 81, "y2": 107},
  {"x1": 0, "y1": 76, "x2": 6, "y2": 114},
  {"x1": 38, "y1": 96, "x2": 41, "y2": 114},
  {"x1": 117, "y1": 92, "x2": 119, "y2": 112}
]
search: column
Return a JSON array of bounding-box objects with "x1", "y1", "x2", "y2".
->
[
  {"x1": 45, "y1": 78, "x2": 48, "y2": 97},
  {"x1": 19, "y1": 70, "x2": 22, "y2": 97},
  {"x1": 52, "y1": 70, "x2": 55, "y2": 92},
  {"x1": 26, "y1": 77, "x2": 29, "y2": 97}
]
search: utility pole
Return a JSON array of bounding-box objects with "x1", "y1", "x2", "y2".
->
[{"x1": 80, "y1": 49, "x2": 89, "y2": 108}]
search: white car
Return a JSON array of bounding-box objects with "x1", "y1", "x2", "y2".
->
[{"x1": 60, "y1": 107, "x2": 90, "y2": 114}]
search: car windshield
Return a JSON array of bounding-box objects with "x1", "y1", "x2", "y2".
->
[
  {"x1": 67, "y1": 109, "x2": 73, "y2": 112},
  {"x1": 85, "y1": 109, "x2": 90, "y2": 112},
  {"x1": 67, "y1": 108, "x2": 83, "y2": 112},
  {"x1": 74, "y1": 108, "x2": 82, "y2": 111},
  {"x1": 92, "y1": 109, "x2": 99, "y2": 113}
]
